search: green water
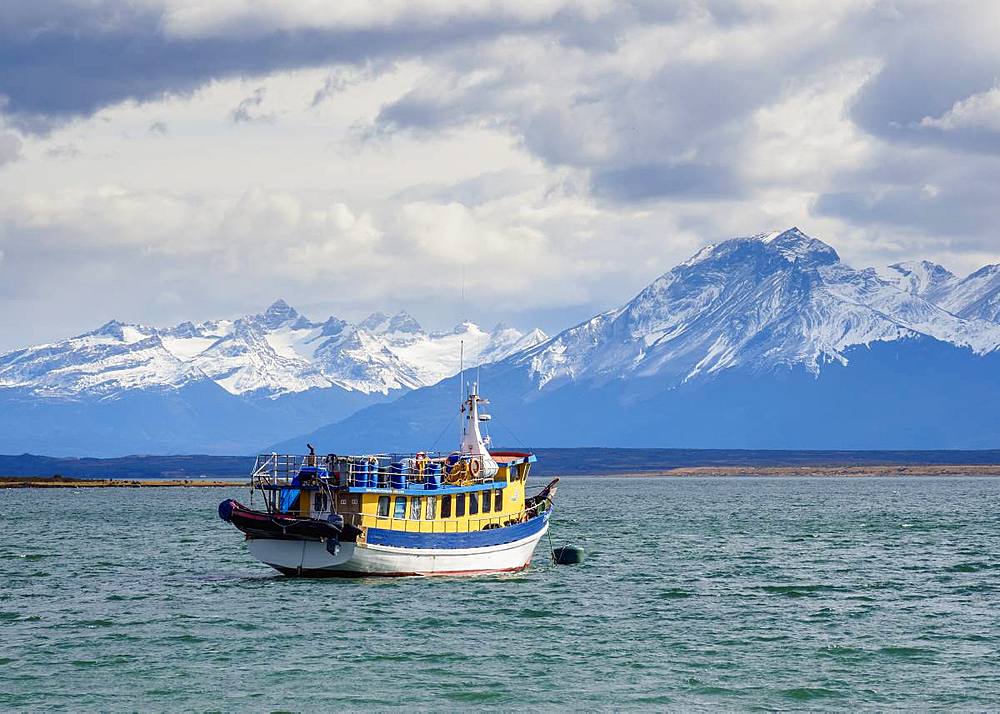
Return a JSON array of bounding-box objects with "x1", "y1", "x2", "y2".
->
[{"x1": 2, "y1": 477, "x2": 999, "y2": 711}]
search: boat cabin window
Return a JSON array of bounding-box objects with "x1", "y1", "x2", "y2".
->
[
  {"x1": 482, "y1": 489, "x2": 491, "y2": 513},
  {"x1": 455, "y1": 493, "x2": 466, "y2": 518},
  {"x1": 494, "y1": 489, "x2": 503, "y2": 512},
  {"x1": 441, "y1": 494, "x2": 452, "y2": 518},
  {"x1": 393, "y1": 496, "x2": 406, "y2": 519},
  {"x1": 425, "y1": 497, "x2": 436, "y2": 520},
  {"x1": 409, "y1": 497, "x2": 421, "y2": 520},
  {"x1": 469, "y1": 492, "x2": 479, "y2": 516},
  {"x1": 377, "y1": 495, "x2": 390, "y2": 518}
]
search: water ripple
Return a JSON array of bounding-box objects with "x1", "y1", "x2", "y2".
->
[{"x1": 1, "y1": 478, "x2": 999, "y2": 709}]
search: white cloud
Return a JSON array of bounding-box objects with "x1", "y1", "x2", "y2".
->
[
  {"x1": 3, "y1": 1, "x2": 1000, "y2": 350},
  {"x1": 920, "y1": 84, "x2": 1000, "y2": 132}
]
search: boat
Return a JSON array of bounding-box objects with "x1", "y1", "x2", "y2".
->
[{"x1": 218, "y1": 382, "x2": 558, "y2": 576}]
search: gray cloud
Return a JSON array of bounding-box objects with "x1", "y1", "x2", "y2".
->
[
  {"x1": 0, "y1": 130, "x2": 20, "y2": 165},
  {"x1": 3, "y1": 0, "x2": 1000, "y2": 347},
  {"x1": 592, "y1": 163, "x2": 743, "y2": 202},
  {"x1": 0, "y1": 1, "x2": 599, "y2": 132},
  {"x1": 230, "y1": 87, "x2": 270, "y2": 123}
]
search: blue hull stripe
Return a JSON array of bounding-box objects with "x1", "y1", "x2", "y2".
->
[{"x1": 366, "y1": 512, "x2": 548, "y2": 550}]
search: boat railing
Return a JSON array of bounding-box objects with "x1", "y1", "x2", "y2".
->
[{"x1": 250, "y1": 452, "x2": 504, "y2": 492}]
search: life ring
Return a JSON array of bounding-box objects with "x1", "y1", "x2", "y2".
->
[{"x1": 468, "y1": 458, "x2": 482, "y2": 479}]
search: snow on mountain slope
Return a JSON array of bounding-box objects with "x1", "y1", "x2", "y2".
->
[
  {"x1": 884, "y1": 260, "x2": 957, "y2": 300},
  {"x1": 380, "y1": 320, "x2": 547, "y2": 385},
  {"x1": 190, "y1": 318, "x2": 331, "y2": 397},
  {"x1": 0, "y1": 300, "x2": 543, "y2": 400},
  {"x1": 515, "y1": 228, "x2": 1000, "y2": 389},
  {"x1": 479, "y1": 326, "x2": 548, "y2": 364},
  {"x1": 886, "y1": 260, "x2": 1000, "y2": 324},
  {"x1": 0, "y1": 321, "x2": 208, "y2": 398},
  {"x1": 935, "y1": 264, "x2": 1000, "y2": 322},
  {"x1": 311, "y1": 323, "x2": 425, "y2": 393}
]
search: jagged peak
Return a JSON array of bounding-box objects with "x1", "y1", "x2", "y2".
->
[
  {"x1": 265, "y1": 298, "x2": 293, "y2": 312},
  {"x1": 358, "y1": 311, "x2": 389, "y2": 332},
  {"x1": 386, "y1": 310, "x2": 423, "y2": 334},
  {"x1": 889, "y1": 258, "x2": 952, "y2": 273},
  {"x1": 963, "y1": 263, "x2": 1000, "y2": 281},
  {"x1": 679, "y1": 228, "x2": 839, "y2": 272},
  {"x1": 759, "y1": 227, "x2": 840, "y2": 266},
  {"x1": 81, "y1": 320, "x2": 154, "y2": 344},
  {"x1": 319, "y1": 316, "x2": 348, "y2": 337},
  {"x1": 88, "y1": 319, "x2": 127, "y2": 339},
  {"x1": 256, "y1": 299, "x2": 311, "y2": 330},
  {"x1": 162, "y1": 320, "x2": 200, "y2": 338},
  {"x1": 884, "y1": 259, "x2": 958, "y2": 298}
]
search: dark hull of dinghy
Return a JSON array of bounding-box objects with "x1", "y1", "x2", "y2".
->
[{"x1": 218, "y1": 499, "x2": 360, "y2": 541}]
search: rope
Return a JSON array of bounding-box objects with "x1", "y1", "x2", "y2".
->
[
  {"x1": 429, "y1": 410, "x2": 460, "y2": 453},
  {"x1": 546, "y1": 521, "x2": 557, "y2": 565},
  {"x1": 492, "y1": 418, "x2": 530, "y2": 450}
]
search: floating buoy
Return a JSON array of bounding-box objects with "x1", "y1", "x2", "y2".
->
[{"x1": 552, "y1": 545, "x2": 586, "y2": 565}]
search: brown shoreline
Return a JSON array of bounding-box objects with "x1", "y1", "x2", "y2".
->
[
  {"x1": 0, "y1": 475, "x2": 247, "y2": 489},
  {"x1": 565, "y1": 465, "x2": 1000, "y2": 478}
]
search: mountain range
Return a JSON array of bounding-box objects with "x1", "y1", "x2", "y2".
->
[
  {"x1": 280, "y1": 228, "x2": 1000, "y2": 453},
  {"x1": 3, "y1": 227, "x2": 999, "y2": 456},
  {"x1": 0, "y1": 303, "x2": 545, "y2": 455}
]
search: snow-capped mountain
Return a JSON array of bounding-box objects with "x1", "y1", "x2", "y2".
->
[
  {"x1": 516, "y1": 228, "x2": 1000, "y2": 390},
  {"x1": 935, "y1": 265, "x2": 1000, "y2": 322},
  {"x1": 0, "y1": 321, "x2": 208, "y2": 398},
  {"x1": 886, "y1": 259, "x2": 1000, "y2": 324},
  {"x1": 286, "y1": 228, "x2": 1000, "y2": 453},
  {"x1": 0, "y1": 300, "x2": 547, "y2": 400},
  {"x1": 0, "y1": 302, "x2": 545, "y2": 455},
  {"x1": 884, "y1": 260, "x2": 957, "y2": 300},
  {"x1": 7, "y1": 227, "x2": 1000, "y2": 456}
]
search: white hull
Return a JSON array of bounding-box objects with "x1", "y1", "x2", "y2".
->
[{"x1": 247, "y1": 524, "x2": 548, "y2": 577}]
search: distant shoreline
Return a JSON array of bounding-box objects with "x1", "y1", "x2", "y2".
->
[
  {"x1": 0, "y1": 476, "x2": 246, "y2": 489},
  {"x1": 562, "y1": 465, "x2": 1000, "y2": 478}
]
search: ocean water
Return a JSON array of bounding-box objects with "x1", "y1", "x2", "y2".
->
[{"x1": 2, "y1": 476, "x2": 999, "y2": 711}]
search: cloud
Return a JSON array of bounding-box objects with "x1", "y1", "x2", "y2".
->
[
  {"x1": 920, "y1": 85, "x2": 1000, "y2": 133},
  {"x1": 230, "y1": 87, "x2": 271, "y2": 123},
  {"x1": 0, "y1": 130, "x2": 21, "y2": 166},
  {"x1": 0, "y1": 0, "x2": 605, "y2": 131},
  {"x1": 44, "y1": 143, "x2": 80, "y2": 159},
  {"x1": 3, "y1": 1, "x2": 1000, "y2": 347}
]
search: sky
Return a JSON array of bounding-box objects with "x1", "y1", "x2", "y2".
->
[{"x1": 1, "y1": 0, "x2": 999, "y2": 351}]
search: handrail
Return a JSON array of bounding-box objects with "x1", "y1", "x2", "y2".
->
[{"x1": 250, "y1": 453, "x2": 518, "y2": 493}]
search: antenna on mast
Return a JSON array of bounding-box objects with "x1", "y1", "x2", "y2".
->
[{"x1": 460, "y1": 262, "x2": 466, "y2": 402}]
